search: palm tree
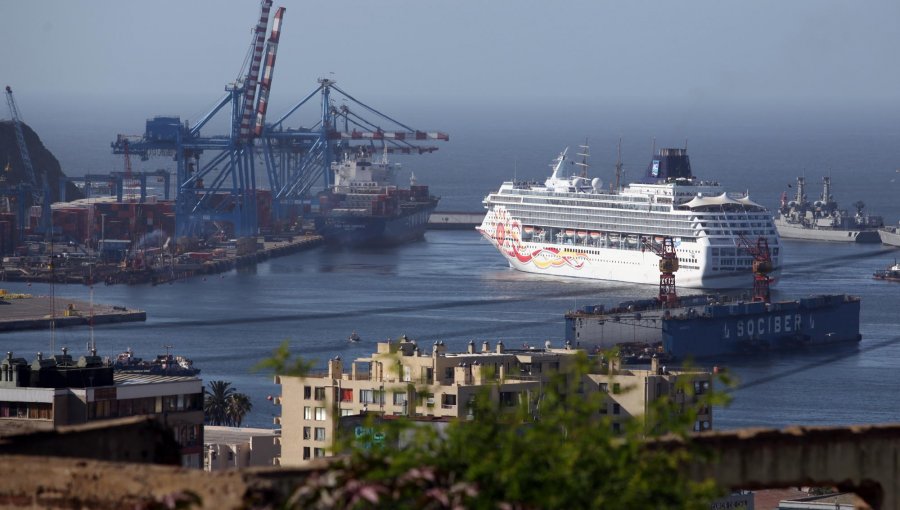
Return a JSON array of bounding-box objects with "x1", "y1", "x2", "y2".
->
[
  {"x1": 226, "y1": 393, "x2": 253, "y2": 427},
  {"x1": 204, "y1": 380, "x2": 235, "y2": 426}
]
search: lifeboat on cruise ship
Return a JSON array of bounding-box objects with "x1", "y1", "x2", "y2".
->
[
  {"x1": 523, "y1": 226, "x2": 534, "y2": 234},
  {"x1": 626, "y1": 235, "x2": 639, "y2": 245},
  {"x1": 654, "y1": 236, "x2": 665, "y2": 243},
  {"x1": 577, "y1": 231, "x2": 587, "y2": 238},
  {"x1": 565, "y1": 229, "x2": 576, "y2": 237},
  {"x1": 608, "y1": 233, "x2": 620, "y2": 242},
  {"x1": 590, "y1": 232, "x2": 601, "y2": 240}
]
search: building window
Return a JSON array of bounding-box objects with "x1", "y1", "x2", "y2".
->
[
  {"x1": 598, "y1": 383, "x2": 608, "y2": 393},
  {"x1": 314, "y1": 387, "x2": 326, "y2": 401},
  {"x1": 313, "y1": 448, "x2": 325, "y2": 458},
  {"x1": 612, "y1": 383, "x2": 621, "y2": 394},
  {"x1": 303, "y1": 386, "x2": 311, "y2": 399},
  {"x1": 359, "y1": 389, "x2": 383, "y2": 405},
  {"x1": 314, "y1": 407, "x2": 326, "y2": 421},
  {"x1": 340, "y1": 409, "x2": 354, "y2": 417},
  {"x1": 303, "y1": 447, "x2": 310, "y2": 460},
  {"x1": 445, "y1": 367, "x2": 454, "y2": 382},
  {"x1": 441, "y1": 394, "x2": 457, "y2": 408},
  {"x1": 340, "y1": 389, "x2": 353, "y2": 403},
  {"x1": 315, "y1": 427, "x2": 326, "y2": 441},
  {"x1": 612, "y1": 422, "x2": 621, "y2": 434},
  {"x1": 499, "y1": 392, "x2": 517, "y2": 407},
  {"x1": 303, "y1": 426, "x2": 311, "y2": 440},
  {"x1": 599, "y1": 403, "x2": 608, "y2": 415},
  {"x1": 393, "y1": 392, "x2": 407, "y2": 406},
  {"x1": 227, "y1": 451, "x2": 234, "y2": 461},
  {"x1": 303, "y1": 406, "x2": 311, "y2": 420},
  {"x1": 613, "y1": 403, "x2": 621, "y2": 415}
]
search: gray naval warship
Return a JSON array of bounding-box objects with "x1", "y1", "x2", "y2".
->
[
  {"x1": 878, "y1": 222, "x2": 900, "y2": 247},
  {"x1": 774, "y1": 176, "x2": 883, "y2": 243}
]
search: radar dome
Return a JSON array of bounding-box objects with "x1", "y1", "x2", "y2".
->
[{"x1": 591, "y1": 177, "x2": 603, "y2": 192}]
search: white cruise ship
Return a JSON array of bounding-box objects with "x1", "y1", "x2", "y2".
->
[{"x1": 478, "y1": 147, "x2": 781, "y2": 289}]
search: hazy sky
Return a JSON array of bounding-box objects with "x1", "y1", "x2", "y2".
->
[{"x1": 3, "y1": 0, "x2": 900, "y2": 118}]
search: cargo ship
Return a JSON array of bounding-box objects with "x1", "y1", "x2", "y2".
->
[
  {"x1": 775, "y1": 176, "x2": 883, "y2": 243},
  {"x1": 113, "y1": 348, "x2": 200, "y2": 376},
  {"x1": 565, "y1": 293, "x2": 861, "y2": 360},
  {"x1": 478, "y1": 145, "x2": 781, "y2": 289},
  {"x1": 315, "y1": 149, "x2": 438, "y2": 247}
]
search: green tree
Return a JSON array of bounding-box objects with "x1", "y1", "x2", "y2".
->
[
  {"x1": 284, "y1": 350, "x2": 730, "y2": 509},
  {"x1": 204, "y1": 380, "x2": 235, "y2": 426},
  {"x1": 226, "y1": 393, "x2": 253, "y2": 427}
]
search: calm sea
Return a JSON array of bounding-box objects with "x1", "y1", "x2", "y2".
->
[{"x1": 4, "y1": 103, "x2": 900, "y2": 429}]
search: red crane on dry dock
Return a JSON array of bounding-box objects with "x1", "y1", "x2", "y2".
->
[
  {"x1": 642, "y1": 237, "x2": 679, "y2": 307},
  {"x1": 737, "y1": 234, "x2": 774, "y2": 303}
]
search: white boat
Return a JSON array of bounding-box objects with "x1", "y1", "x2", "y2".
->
[
  {"x1": 879, "y1": 223, "x2": 900, "y2": 247},
  {"x1": 477, "y1": 146, "x2": 782, "y2": 289}
]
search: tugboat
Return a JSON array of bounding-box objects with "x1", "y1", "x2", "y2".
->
[
  {"x1": 348, "y1": 331, "x2": 361, "y2": 343},
  {"x1": 315, "y1": 147, "x2": 439, "y2": 247},
  {"x1": 874, "y1": 260, "x2": 900, "y2": 282},
  {"x1": 113, "y1": 348, "x2": 200, "y2": 376},
  {"x1": 775, "y1": 176, "x2": 883, "y2": 243}
]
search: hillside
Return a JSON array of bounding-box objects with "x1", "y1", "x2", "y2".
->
[{"x1": 0, "y1": 120, "x2": 83, "y2": 203}]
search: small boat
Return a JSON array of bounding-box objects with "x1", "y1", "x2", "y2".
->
[
  {"x1": 565, "y1": 229, "x2": 575, "y2": 237},
  {"x1": 114, "y1": 348, "x2": 200, "y2": 376},
  {"x1": 348, "y1": 331, "x2": 362, "y2": 342},
  {"x1": 590, "y1": 232, "x2": 601, "y2": 240},
  {"x1": 577, "y1": 231, "x2": 587, "y2": 238},
  {"x1": 874, "y1": 260, "x2": 900, "y2": 282},
  {"x1": 523, "y1": 226, "x2": 535, "y2": 234},
  {"x1": 608, "y1": 233, "x2": 620, "y2": 242}
]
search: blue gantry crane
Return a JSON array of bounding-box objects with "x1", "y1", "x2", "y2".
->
[
  {"x1": 260, "y1": 79, "x2": 449, "y2": 222},
  {"x1": 111, "y1": 1, "x2": 283, "y2": 239},
  {"x1": 4, "y1": 85, "x2": 51, "y2": 236}
]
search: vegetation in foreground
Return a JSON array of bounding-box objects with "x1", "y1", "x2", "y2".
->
[{"x1": 265, "y1": 342, "x2": 731, "y2": 509}]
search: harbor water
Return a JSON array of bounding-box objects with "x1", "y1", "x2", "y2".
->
[
  {"x1": 5, "y1": 105, "x2": 900, "y2": 430},
  {"x1": 1, "y1": 232, "x2": 898, "y2": 429}
]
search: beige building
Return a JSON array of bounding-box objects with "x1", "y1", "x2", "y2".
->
[
  {"x1": 203, "y1": 426, "x2": 280, "y2": 471},
  {"x1": 276, "y1": 338, "x2": 712, "y2": 466},
  {"x1": 0, "y1": 349, "x2": 204, "y2": 468}
]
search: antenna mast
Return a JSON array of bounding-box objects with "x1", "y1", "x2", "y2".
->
[
  {"x1": 575, "y1": 138, "x2": 590, "y2": 178},
  {"x1": 614, "y1": 137, "x2": 623, "y2": 192}
]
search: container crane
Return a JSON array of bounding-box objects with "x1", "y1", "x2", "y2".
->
[
  {"x1": 261, "y1": 79, "x2": 449, "y2": 222},
  {"x1": 111, "y1": 0, "x2": 279, "y2": 238},
  {"x1": 641, "y1": 236, "x2": 679, "y2": 307},
  {"x1": 5, "y1": 85, "x2": 51, "y2": 237},
  {"x1": 737, "y1": 234, "x2": 774, "y2": 303}
]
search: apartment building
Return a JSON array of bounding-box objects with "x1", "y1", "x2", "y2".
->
[
  {"x1": 276, "y1": 337, "x2": 712, "y2": 466},
  {"x1": 204, "y1": 426, "x2": 280, "y2": 471},
  {"x1": 0, "y1": 349, "x2": 204, "y2": 468}
]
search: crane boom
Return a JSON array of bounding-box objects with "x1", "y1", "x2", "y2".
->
[
  {"x1": 238, "y1": 0, "x2": 273, "y2": 141},
  {"x1": 4, "y1": 86, "x2": 38, "y2": 190},
  {"x1": 252, "y1": 6, "x2": 285, "y2": 136}
]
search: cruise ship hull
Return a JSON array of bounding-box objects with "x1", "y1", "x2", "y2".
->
[
  {"x1": 478, "y1": 227, "x2": 759, "y2": 289},
  {"x1": 775, "y1": 217, "x2": 881, "y2": 243}
]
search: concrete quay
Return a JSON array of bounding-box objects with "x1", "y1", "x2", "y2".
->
[{"x1": 0, "y1": 295, "x2": 145, "y2": 332}]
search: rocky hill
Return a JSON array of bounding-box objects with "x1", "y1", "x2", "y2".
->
[{"x1": 0, "y1": 120, "x2": 83, "y2": 203}]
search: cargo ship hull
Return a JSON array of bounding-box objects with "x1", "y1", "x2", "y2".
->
[
  {"x1": 566, "y1": 294, "x2": 861, "y2": 360},
  {"x1": 315, "y1": 203, "x2": 435, "y2": 247}
]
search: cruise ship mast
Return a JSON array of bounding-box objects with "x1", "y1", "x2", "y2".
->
[{"x1": 575, "y1": 139, "x2": 590, "y2": 178}]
